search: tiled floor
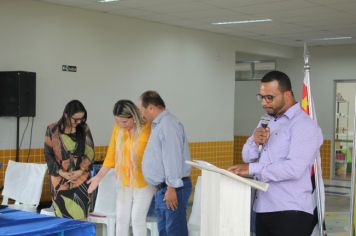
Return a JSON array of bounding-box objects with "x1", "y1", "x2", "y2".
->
[{"x1": 325, "y1": 179, "x2": 351, "y2": 236}]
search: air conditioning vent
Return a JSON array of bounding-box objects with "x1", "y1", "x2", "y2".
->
[{"x1": 235, "y1": 60, "x2": 276, "y2": 81}]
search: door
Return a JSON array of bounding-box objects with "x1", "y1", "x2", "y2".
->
[{"x1": 333, "y1": 80, "x2": 356, "y2": 180}]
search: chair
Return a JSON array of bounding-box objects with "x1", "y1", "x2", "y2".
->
[
  {"x1": 146, "y1": 199, "x2": 159, "y2": 236},
  {"x1": 40, "y1": 205, "x2": 56, "y2": 216},
  {"x1": 1, "y1": 160, "x2": 47, "y2": 212},
  {"x1": 188, "y1": 176, "x2": 201, "y2": 236},
  {"x1": 146, "y1": 216, "x2": 159, "y2": 236},
  {"x1": 88, "y1": 168, "x2": 117, "y2": 236}
]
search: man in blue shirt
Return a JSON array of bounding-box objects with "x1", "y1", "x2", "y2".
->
[
  {"x1": 139, "y1": 90, "x2": 192, "y2": 236},
  {"x1": 229, "y1": 71, "x2": 323, "y2": 236}
]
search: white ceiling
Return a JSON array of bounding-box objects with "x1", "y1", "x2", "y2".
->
[{"x1": 38, "y1": 0, "x2": 356, "y2": 47}]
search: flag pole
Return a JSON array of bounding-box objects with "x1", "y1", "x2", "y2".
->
[
  {"x1": 314, "y1": 153, "x2": 325, "y2": 236},
  {"x1": 304, "y1": 42, "x2": 324, "y2": 235}
]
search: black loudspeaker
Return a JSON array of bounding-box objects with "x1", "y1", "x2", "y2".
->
[{"x1": 0, "y1": 71, "x2": 36, "y2": 117}]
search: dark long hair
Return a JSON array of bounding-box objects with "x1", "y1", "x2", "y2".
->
[{"x1": 56, "y1": 100, "x2": 87, "y2": 156}]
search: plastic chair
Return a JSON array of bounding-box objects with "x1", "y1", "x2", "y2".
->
[
  {"x1": 88, "y1": 168, "x2": 117, "y2": 236},
  {"x1": 1, "y1": 160, "x2": 47, "y2": 212},
  {"x1": 40, "y1": 205, "x2": 55, "y2": 216},
  {"x1": 188, "y1": 176, "x2": 201, "y2": 236},
  {"x1": 146, "y1": 216, "x2": 159, "y2": 236},
  {"x1": 146, "y1": 199, "x2": 159, "y2": 236}
]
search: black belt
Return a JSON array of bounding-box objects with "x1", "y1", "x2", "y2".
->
[{"x1": 156, "y1": 177, "x2": 190, "y2": 190}]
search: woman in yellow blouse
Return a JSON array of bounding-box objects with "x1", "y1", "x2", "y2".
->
[{"x1": 87, "y1": 100, "x2": 155, "y2": 236}]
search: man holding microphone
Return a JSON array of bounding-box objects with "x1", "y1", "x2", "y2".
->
[{"x1": 229, "y1": 71, "x2": 323, "y2": 236}]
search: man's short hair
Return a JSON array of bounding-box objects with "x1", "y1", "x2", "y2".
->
[
  {"x1": 140, "y1": 90, "x2": 166, "y2": 109},
  {"x1": 261, "y1": 70, "x2": 292, "y2": 92}
]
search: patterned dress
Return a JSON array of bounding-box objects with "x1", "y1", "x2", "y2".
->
[{"x1": 44, "y1": 123, "x2": 95, "y2": 219}]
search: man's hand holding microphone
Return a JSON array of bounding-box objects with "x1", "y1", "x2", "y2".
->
[
  {"x1": 228, "y1": 115, "x2": 270, "y2": 177},
  {"x1": 255, "y1": 115, "x2": 270, "y2": 154}
]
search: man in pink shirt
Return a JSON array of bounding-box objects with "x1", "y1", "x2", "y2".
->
[{"x1": 229, "y1": 71, "x2": 323, "y2": 236}]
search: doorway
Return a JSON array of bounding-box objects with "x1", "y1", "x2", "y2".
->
[{"x1": 333, "y1": 80, "x2": 356, "y2": 180}]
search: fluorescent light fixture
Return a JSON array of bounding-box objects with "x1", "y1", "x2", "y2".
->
[
  {"x1": 212, "y1": 19, "x2": 272, "y2": 25},
  {"x1": 314, "y1": 36, "x2": 352, "y2": 41},
  {"x1": 98, "y1": 0, "x2": 118, "y2": 2}
]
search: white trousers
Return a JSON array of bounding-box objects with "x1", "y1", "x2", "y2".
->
[{"x1": 116, "y1": 184, "x2": 156, "y2": 236}]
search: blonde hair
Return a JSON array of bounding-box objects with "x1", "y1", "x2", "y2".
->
[
  {"x1": 113, "y1": 100, "x2": 144, "y2": 187},
  {"x1": 113, "y1": 100, "x2": 145, "y2": 130}
]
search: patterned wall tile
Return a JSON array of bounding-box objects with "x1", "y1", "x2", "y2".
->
[{"x1": 0, "y1": 141, "x2": 235, "y2": 203}]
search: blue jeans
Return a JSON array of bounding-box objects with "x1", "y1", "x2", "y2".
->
[{"x1": 155, "y1": 178, "x2": 192, "y2": 236}]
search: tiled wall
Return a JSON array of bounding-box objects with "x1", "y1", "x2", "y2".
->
[
  {"x1": 234, "y1": 136, "x2": 248, "y2": 165},
  {"x1": 320, "y1": 140, "x2": 331, "y2": 179},
  {"x1": 0, "y1": 138, "x2": 330, "y2": 204},
  {"x1": 189, "y1": 141, "x2": 234, "y2": 186},
  {"x1": 0, "y1": 141, "x2": 234, "y2": 203},
  {"x1": 234, "y1": 136, "x2": 331, "y2": 179},
  {"x1": 0, "y1": 147, "x2": 108, "y2": 204}
]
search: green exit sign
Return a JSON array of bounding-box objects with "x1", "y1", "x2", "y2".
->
[{"x1": 62, "y1": 65, "x2": 77, "y2": 72}]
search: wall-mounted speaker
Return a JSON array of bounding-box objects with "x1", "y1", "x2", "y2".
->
[{"x1": 0, "y1": 71, "x2": 36, "y2": 117}]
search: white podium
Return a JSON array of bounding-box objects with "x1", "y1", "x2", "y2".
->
[{"x1": 186, "y1": 160, "x2": 269, "y2": 236}]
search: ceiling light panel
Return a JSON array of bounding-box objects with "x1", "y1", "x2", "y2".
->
[
  {"x1": 212, "y1": 19, "x2": 272, "y2": 25},
  {"x1": 98, "y1": 0, "x2": 119, "y2": 3}
]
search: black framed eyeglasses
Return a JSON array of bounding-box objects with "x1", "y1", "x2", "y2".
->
[
  {"x1": 71, "y1": 116, "x2": 84, "y2": 123},
  {"x1": 256, "y1": 94, "x2": 275, "y2": 103}
]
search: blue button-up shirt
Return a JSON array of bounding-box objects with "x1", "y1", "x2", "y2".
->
[
  {"x1": 142, "y1": 110, "x2": 191, "y2": 188},
  {"x1": 243, "y1": 103, "x2": 323, "y2": 214}
]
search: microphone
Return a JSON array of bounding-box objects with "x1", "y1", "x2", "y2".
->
[{"x1": 258, "y1": 115, "x2": 270, "y2": 153}]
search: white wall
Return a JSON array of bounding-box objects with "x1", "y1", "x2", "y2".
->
[
  {"x1": 234, "y1": 52, "x2": 280, "y2": 135},
  {"x1": 234, "y1": 80, "x2": 265, "y2": 135},
  {"x1": 234, "y1": 45, "x2": 356, "y2": 141},
  {"x1": 279, "y1": 46, "x2": 356, "y2": 140},
  {"x1": 0, "y1": 0, "x2": 296, "y2": 149}
]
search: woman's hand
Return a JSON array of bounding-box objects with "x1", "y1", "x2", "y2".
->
[
  {"x1": 86, "y1": 166, "x2": 110, "y2": 194},
  {"x1": 68, "y1": 170, "x2": 83, "y2": 181},
  {"x1": 87, "y1": 176, "x2": 100, "y2": 194},
  {"x1": 59, "y1": 169, "x2": 73, "y2": 180}
]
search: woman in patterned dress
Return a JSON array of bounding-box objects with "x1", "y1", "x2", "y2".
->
[{"x1": 44, "y1": 100, "x2": 95, "y2": 219}]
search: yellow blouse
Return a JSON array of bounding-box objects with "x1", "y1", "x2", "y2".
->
[{"x1": 103, "y1": 123, "x2": 151, "y2": 188}]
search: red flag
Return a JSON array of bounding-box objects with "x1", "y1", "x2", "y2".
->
[{"x1": 301, "y1": 82, "x2": 309, "y2": 115}]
